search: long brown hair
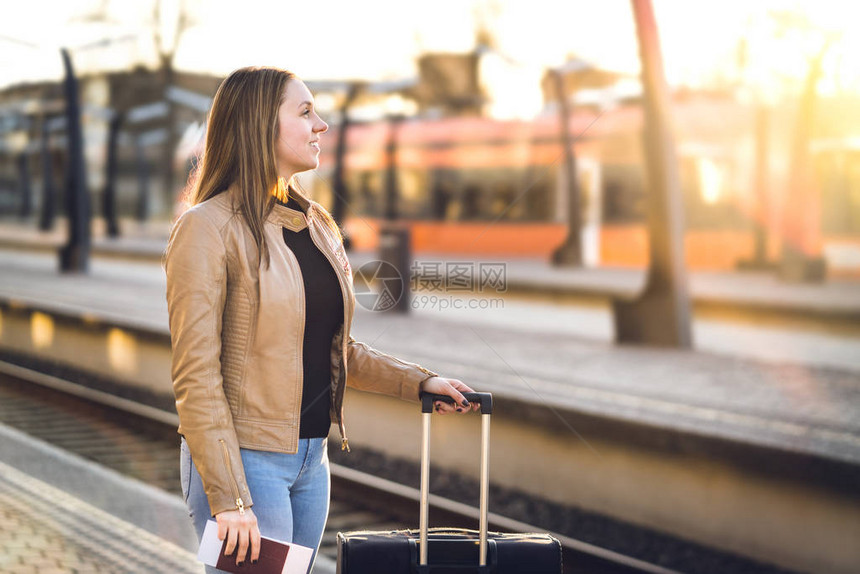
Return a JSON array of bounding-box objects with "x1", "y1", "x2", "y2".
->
[{"x1": 186, "y1": 66, "x2": 341, "y2": 268}]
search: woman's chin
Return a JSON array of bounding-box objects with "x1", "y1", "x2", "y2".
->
[{"x1": 291, "y1": 162, "x2": 319, "y2": 176}]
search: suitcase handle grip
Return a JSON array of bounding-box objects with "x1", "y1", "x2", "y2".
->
[
  {"x1": 420, "y1": 392, "x2": 493, "y2": 415},
  {"x1": 418, "y1": 392, "x2": 493, "y2": 567}
]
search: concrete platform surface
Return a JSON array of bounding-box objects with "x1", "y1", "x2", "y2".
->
[
  {"x1": 0, "y1": 247, "x2": 858, "y2": 469},
  {"x1": 2, "y1": 219, "x2": 859, "y2": 319},
  {"x1": 1, "y1": 226, "x2": 859, "y2": 574},
  {"x1": 0, "y1": 423, "x2": 336, "y2": 574},
  {"x1": 0, "y1": 423, "x2": 202, "y2": 573}
]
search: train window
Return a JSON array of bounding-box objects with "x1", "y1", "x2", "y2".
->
[
  {"x1": 524, "y1": 181, "x2": 552, "y2": 221},
  {"x1": 459, "y1": 184, "x2": 482, "y2": 220},
  {"x1": 342, "y1": 168, "x2": 555, "y2": 223},
  {"x1": 428, "y1": 181, "x2": 454, "y2": 220},
  {"x1": 448, "y1": 175, "x2": 531, "y2": 222},
  {"x1": 601, "y1": 164, "x2": 645, "y2": 224},
  {"x1": 398, "y1": 168, "x2": 426, "y2": 219},
  {"x1": 682, "y1": 156, "x2": 744, "y2": 230},
  {"x1": 847, "y1": 154, "x2": 860, "y2": 233},
  {"x1": 349, "y1": 171, "x2": 381, "y2": 218},
  {"x1": 494, "y1": 183, "x2": 522, "y2": 220},
  {"x1": 820, "y1": 151, "x2": 860, "y2": 235}
]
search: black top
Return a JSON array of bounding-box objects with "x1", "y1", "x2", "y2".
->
[{"x1": 279, "y1": 196, "x2": 344, "y2": 438}]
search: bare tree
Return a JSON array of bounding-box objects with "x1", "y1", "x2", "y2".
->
[
  {"x1": 74, "y1": 0, "x2": 197, "y2": 216},
  {"x1": 151, "y1": 0, "x2": 197, "y2": 214}
]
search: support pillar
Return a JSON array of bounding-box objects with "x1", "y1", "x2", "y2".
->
[
  {"x1": 59, "y1": 48, "x2": 91, "y2": 273},
  {"x1": 612, "y1": 0, "x2": 693, "y2": 348},
  {"x1": 38, "y1": 119, "x2": 56, "y2": 231},
  {"x1": 102, "y1": 112, "x2": 122, "y2": 238}
]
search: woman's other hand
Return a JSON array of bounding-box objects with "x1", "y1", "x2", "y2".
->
[
  {"x1": 420, "y1": 376, "x2": 481, "y2": 415},
  {"x1": 216, "y1": 507, "x2": 261, "y2": 566}
]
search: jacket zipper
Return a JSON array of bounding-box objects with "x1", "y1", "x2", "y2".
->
[
  {"x1": 364, "y1": 345, "x2": 436, "y2": 378},
  {"x1": 307, "y1": 222, "x2": 427, "y2": 447},
  {"x1": 307, "y1": 216, "x2": 352, "y2": 451},
  {"x1": 218, "y1": 439, "x2": 244, "y2": 513}
]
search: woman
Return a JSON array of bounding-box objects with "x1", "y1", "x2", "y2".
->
[{"x1": 164, "y1": 66, "x2": 477, "y2": 573}]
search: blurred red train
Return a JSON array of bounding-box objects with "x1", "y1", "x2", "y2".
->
[{"x1": 304, "y1": 92, "x2": 860, "y2": 277}]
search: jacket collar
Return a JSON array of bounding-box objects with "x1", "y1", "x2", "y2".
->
[
  {"x1": 270, "y1": 200, "x2": 309, "y2": 232},
  {"x1": 224, "y1": 183, "x2": 312, "y2": 232},
  {"x1": 270, "y1": 185, "x2": 313, "y2": 232}
]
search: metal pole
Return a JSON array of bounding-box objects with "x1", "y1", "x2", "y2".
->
[
  {"x1": 779, "y1": 43, "x2": 829, "y2": 282},
  {"x1": 612, "y1": 0, "x2": 693, "y2": 347},
  {"x1": 739, "y1": 104, "x2": 772, "y2": 270},
  {"x1": 550, "y1": 68, "x2": 583, "y2": 266},
  {"x1": 479, "y1": 414, "x2": 491, "y2": 566},
  {"x1": 383, "y1": 115, "x2": 401, "y2": 221},
  {"x1": 136, "y1": 136, "x2": 150, "y2": 222},
  {"x1": 59, "y1": 47, "x2": 91, "y2": 273},
  {"x1": 102, "y1": 112, "x2": 122, "y2": 237},
  {"x1": 161, "y1": 56, "x2": 177, "y2": 218},
  {"x1": 380, "y1": 114, "x2": 411, "y2": 313},
  {"x1": 17, "y1": 151, "x2": 32, "y2": 219},
  {"x1": 332, "y1": 83, "x2": 359, "y2": 248},
  {"x1": 39, "y1": 119, "x2": 56, "y2": 231},
  {"x1": 419, "y1": 412, "x2": 431, "y2": 565},
  {"x1": 752, "y1": 105, "x2": 769, "y2": 265}
]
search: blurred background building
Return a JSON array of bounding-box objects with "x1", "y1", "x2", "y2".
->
[{"x1": 1, "y1": 0, "x2": 859, "y2": 279}]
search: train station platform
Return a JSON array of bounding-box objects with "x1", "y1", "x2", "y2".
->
[
  {"x1": 1, "y1": 218, "x2": 859, "y2": 322},
  {"x1": 0, "y1": 243, "x2": 857, "y2": 468},
  {"x1": 0, "y1": 422, "x2": 204, "y2": 573},
  {"x1": 0, "y1": 421, "x2": 338, "y2": 573},
  {"x1": 0, "y1": 229, "x2": 858, "y2": 572}
]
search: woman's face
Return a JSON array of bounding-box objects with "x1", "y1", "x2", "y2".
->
[{"x1": 275, "y1": 79, "x2": 328, "y2": 178}]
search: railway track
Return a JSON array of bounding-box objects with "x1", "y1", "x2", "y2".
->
[{"x1": 0, "y1": 358, "x2": 680, "y2": 574}]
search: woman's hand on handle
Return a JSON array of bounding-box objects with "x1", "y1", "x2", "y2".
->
[
  {"x1": 216, "y1": 507, "x2": 261, "y2": 566},
  {"x1": 419, "y1": 376, "x2": 481, "y2": 415}
]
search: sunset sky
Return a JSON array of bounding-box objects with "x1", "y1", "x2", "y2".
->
[{"x1": 1, "y1": 0, "x2": 859, "y2": 118}]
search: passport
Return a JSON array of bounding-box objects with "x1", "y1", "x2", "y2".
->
[{"x1": 197, "y1": 519, "x2": 313, "y2": 574}]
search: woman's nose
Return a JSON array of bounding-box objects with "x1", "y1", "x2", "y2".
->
[{"x1": 315, "y1": 120, "x2": 328, "y2": 133}]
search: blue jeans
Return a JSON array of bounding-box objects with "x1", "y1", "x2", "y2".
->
[{"x1": 180, "y1": 436, "x2": 331, "y2": 574}]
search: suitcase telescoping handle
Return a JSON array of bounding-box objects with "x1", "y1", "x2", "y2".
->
[{"x1": 418, "y1": 392, "x2": 494, "y2": 569}]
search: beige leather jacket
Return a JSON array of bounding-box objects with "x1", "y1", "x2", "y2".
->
[{"x1": 164, "y1": 187, "x2": 437, "y2": 516}]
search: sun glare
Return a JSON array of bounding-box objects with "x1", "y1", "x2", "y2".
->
[
  {"x1": 1, "y1": 0, "x2": 859, "y2": 108},
  {"x1": 698, "y1": 158, "x2": 724, "y2": 205}
]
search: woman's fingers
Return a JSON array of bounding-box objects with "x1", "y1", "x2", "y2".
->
[
  {"x1": 216, "y1": 508, "x2": 259, "y2": 564},
  {"x1": 448, "y1": 379, "x2": 477, "y2": 409},
  {"x1": 447, "y1": 381, "x2": 477, "y2": 413},
  {"x1": 250, "y1": 523, "x2": 262, "y2": 563},
  {"x1": 236, "y1": 527, "x2": 250, "y2": 565},
  {"x1": 434, "y1": 398, "x2": 464, "y2": 415},
  {"x1": 434, "y1": 400, "x2": 456, "y2": 415},
  {"x1": 224, "y1": 522, "x2": 239, "y2": 556},
  {"x1": 423, "y1": 376, "x2": 482, "y2": 414}
]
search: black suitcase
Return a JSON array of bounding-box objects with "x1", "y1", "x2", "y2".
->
[{"x1": 337, "y1": 392, "x2": 562, "y2": 573}]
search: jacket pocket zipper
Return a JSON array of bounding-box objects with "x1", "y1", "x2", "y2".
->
[
  {"x1": 218, "y1": 439, "x2": 245, "y2": 513},
  {"x1": 365, "y1": 345, "x2": 436, "y2": 377}
]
